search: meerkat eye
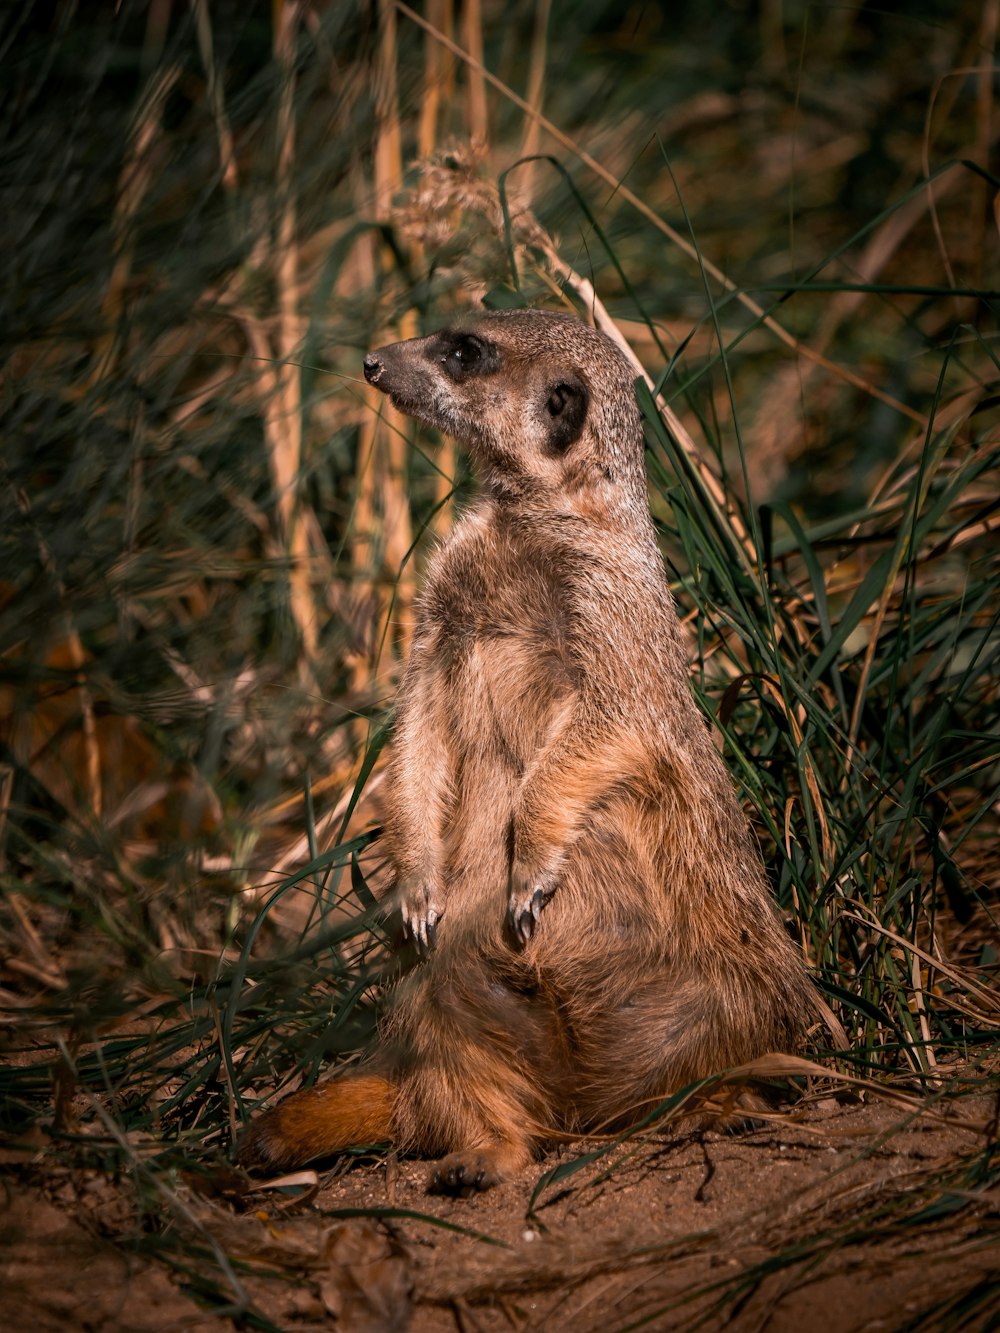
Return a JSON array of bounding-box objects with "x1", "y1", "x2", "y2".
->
[
  {"x1": 452, "y1": 336, "x2": 482, "y2": 366},
  {"x1": 441, "y1": 333, "x2": 489, "y2": 380}
]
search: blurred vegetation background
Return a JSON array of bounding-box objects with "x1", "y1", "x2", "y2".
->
[{"x1": 1, "y1": 0, "x2": 998, "y2": 1310}]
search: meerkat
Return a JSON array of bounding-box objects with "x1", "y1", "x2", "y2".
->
[{"x1": 239, "y1": 309, "x2": 817, "y2": 1194}]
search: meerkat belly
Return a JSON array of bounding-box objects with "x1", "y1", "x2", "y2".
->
[
  {"x1": 425, "y1": 538, "x2": 591, "y2": 935},
  {"x1": 448, "y1": 634, "x2": 572, "y2": 765},
  {"x1": 439, "y1": 631, "x2": 573, "y2": 929},
  {"x1": 431, "y1": 534, "x2": 576, "y2": 763}
]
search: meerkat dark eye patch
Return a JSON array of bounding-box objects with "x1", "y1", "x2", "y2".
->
[
  {"x1": 544, "y1": 376, "x2": 589, "y2": 451},
  {"x1": 433, "y1": 331, "x2": 500, "y2": 382}
]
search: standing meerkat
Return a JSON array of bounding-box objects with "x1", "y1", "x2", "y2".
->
[{"x1": 240, "y1": 309, "x2": 817, "y2": 1193}]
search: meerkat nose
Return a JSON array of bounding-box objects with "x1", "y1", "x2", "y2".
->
[{"x1": 363, "y1": 353, "x2": 383, "y2": 384}]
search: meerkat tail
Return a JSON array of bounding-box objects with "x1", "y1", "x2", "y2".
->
[{"x1": 238, "y1": 1073, "x2": 396, "y2": 1171}]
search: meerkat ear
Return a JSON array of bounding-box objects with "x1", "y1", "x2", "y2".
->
[{"x1": 543, "y1": 375, "x2": 589, "y2": 451}]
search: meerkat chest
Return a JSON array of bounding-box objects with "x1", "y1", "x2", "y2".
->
[
  {"x1": 420, "y1": 524, "x2": 579, "y2": 758},
  {"x1": 425, "y1": 527, "x2": 573, "y2": 659}
]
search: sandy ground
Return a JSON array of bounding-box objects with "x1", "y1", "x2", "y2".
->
[{"x1": 2, "y1": 1096, "x2": 997, "y2": 1332}]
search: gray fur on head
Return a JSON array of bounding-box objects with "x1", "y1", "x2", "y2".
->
[{"x1": 363, "y1": 309, "x2": 647, "y2": 506}]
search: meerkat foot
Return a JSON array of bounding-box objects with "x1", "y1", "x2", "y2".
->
[
  {"x1": 429, "y1": 1145, "x2": 526, "y2": 1196},
  {"x1": 400, "y1": 884, "x2": 444, "y2": 953},
  {"x1": 507, "y1": 878, "x2": 556, "y2": 945}
]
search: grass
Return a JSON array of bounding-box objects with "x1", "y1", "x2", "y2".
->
[{"x1": 1, "y1": 0, "x2": 998, "y2": 1325}]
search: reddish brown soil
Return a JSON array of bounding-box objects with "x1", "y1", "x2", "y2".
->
[{"x1": 2, "y1": 1096, "x2": 996, "y2": 1332}]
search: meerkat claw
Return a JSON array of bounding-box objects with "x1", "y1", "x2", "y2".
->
[
  {"x1": 509, "y1": 884, "x2": 553, "y2": 945},
  {"x1": 403, "y1": 903, "x2": 440, "y2": 955}
]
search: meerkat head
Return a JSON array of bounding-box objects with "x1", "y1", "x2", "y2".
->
[{"x1": 362, "y1": 310, "x2": 646, "y2": 503}]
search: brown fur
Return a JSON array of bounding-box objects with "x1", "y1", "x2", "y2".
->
[
  {"x1": 239, "y1": 1074, "x2": 395, "y2": 1169},
  {"x1": 240, "y1": 310, "x2": 817, "y2": 1193}
]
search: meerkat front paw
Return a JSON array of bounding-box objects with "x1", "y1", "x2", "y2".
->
[
  {"x1": 399, "y1": 880, "x2": 445, "y2": 953},
  {"x1": 507, "y1": 868, "x2": 557, "y2": 945}
]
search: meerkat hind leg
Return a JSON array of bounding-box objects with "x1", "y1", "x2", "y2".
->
[{"x1": 430, "y1": 1138, "x2": 533, "y2": 1196}]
